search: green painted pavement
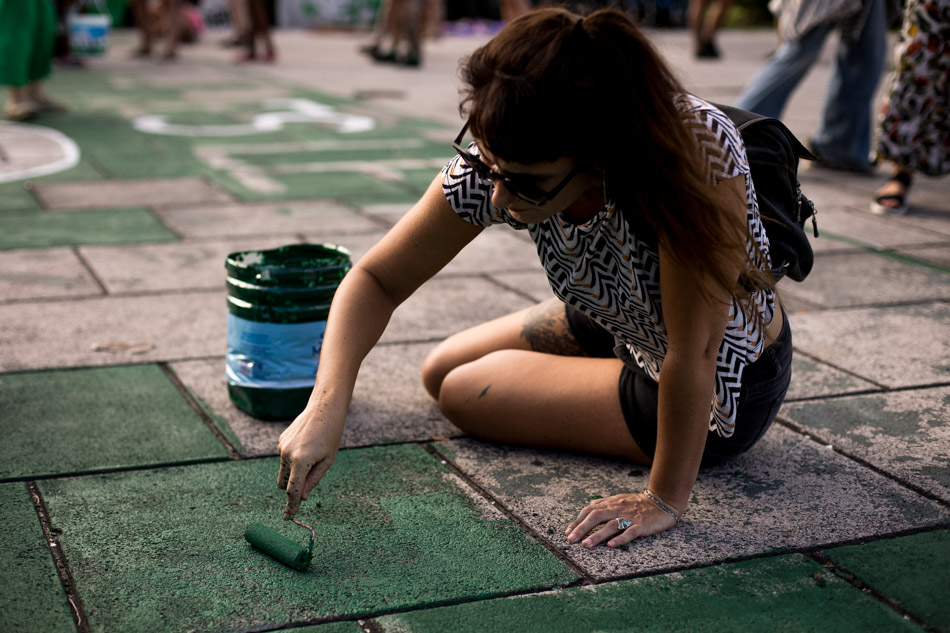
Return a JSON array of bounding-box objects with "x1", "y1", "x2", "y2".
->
[
  {"x1": 285, "y1": 624, "x2": 365, "y2": 633},
  {"x1": 0, "y1": 182, "x2": 42, "y2": 212},
  {"x1": 375, "y1": 554, "x2": 922, "y2": 632},
  {"x1": 0, "y1": 365, "x2": 229, "y2": 480},
  {"x1": 0, "y1": 483, "x2": 75, "y2": 633},
  {"x1": 825, "y1": 529, "x2": 950, "y2": 631},
  {"x1": 39, "y1": 446, "x2": 575, "y2": 632},
  {"x1": 28, "y1": 67, "x2": 456, "y2": 205},
  {"x1": 39, "y1": 445, "x2": 576, "y2": 633},
  {"x1": 0, "y1": 207, "x2": 177, "y2": 250}
]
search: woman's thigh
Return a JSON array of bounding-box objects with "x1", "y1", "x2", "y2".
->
[
  {"x1": 438, "y1": 349, "x2": 650, "y2": 463},
  {"x1": 422, "y1": 298, "x2": 650, "y2": 463}
]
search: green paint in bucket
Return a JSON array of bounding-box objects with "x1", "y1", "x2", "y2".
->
[{"x1": 225, "y1": 244, "x2": 351, "y2": 420}]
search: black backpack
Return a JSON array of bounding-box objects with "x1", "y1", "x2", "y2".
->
[{"x1": 715, "y1": 103, "x2": 819, "y2": 282}]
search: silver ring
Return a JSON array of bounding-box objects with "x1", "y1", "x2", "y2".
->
[{"x1": 615, "y1": 518, "x2": 633, "y2": 530}]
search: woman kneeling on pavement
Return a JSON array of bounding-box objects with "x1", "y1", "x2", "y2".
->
[{"x1": 278, "y1": 7, "x2": 793, "y2": 547}]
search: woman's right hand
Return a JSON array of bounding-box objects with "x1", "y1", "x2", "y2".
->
[{"x1": 277, "y1": 398, "x2": 346, "y2": 520}]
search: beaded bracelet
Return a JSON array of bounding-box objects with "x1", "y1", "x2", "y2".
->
[{"x1": 644, "y1": 489, "x2": 681, "y2": 525}]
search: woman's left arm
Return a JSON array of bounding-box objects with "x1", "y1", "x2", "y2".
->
[{"x1": 568, "y1": 175, "x2": 747, "y2": 547}]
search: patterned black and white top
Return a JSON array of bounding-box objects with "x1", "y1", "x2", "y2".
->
[{"x1": 440, "y1": 95, "x2": 775, "y2": 437}]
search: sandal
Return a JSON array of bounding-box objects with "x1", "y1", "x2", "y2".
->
[
  {"x1": 870, "y1": 171, "x2": 912, "y2": 215},
  {"x1": 4, "y1": 101, "x2": 38, "y2": 121}
]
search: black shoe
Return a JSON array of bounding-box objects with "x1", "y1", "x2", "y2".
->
[
  {"x1": 696, "y1": 41, "x2": 720, "y2": 59},
  {"x1": 807, "y1": 139, "x2": 874, "y2": 174}
]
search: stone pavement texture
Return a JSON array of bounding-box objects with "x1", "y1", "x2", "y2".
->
[{"x1": 1, "y1": 23, "x2": 948, "y2": 633}]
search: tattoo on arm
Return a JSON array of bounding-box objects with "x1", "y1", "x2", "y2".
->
[{"x1": 520, "y1": 300, "x2": 588, "y2": 356}]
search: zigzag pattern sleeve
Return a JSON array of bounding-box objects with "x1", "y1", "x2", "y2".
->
[{"x1": 440, "y1": 153, "x2": 528, "y2": 229}]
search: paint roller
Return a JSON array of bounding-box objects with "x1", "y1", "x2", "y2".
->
[{"x1": 245, "y1": 519, "x2": 315, "y2": 571}]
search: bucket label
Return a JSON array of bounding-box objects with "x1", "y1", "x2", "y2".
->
[{"x1": 226, "y1": 313, "x2": 326, "y2": 389}]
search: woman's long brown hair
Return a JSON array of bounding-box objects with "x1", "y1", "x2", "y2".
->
[{"x1": 458, "y1": 7, "x2": 773, "y2": 317}]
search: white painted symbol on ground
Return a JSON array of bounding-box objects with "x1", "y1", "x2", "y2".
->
[
  {"x1": 0, "y1": 122, "x2": 81, "y2": 184},
  {"x1": 193, "y1": 138, "x2": 447, "y2": 193},
  {"x1": 132, "y1": 98, "x2": 375, "y2": 136}
]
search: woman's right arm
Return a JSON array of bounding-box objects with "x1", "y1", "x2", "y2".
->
[{"x1": 277, "y1": 174, "x2": 484, "y2": 519}]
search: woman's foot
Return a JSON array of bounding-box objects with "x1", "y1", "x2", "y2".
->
[
  {"x1": 695, "y1": 40, "x2": 720, "y2": 59},
  {"x1": 870, "y1": 170, "x2": 912, "y2": 215},
  {"x1": 4, "y1": 101, "x2": 38, "y2": 121},
  {"x1": 32, "y1": 97, "x2": 68, "y2": 114}
]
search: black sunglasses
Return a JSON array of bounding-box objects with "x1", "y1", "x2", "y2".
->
[{"x1": 452, "y1": 123, "x2": 578, "y2": 207}]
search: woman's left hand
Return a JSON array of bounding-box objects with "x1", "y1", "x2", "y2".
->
[{"x1": 565, "y1": 492, "x2": 678, "y2": 548}]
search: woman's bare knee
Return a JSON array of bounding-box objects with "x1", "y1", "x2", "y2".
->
[{"x1": 421, "y1": 340, "x2": 459, "y2": 400}]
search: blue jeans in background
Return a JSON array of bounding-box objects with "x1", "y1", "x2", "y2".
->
[{"x1": 736, "y1": 0, "x2": 888, "y2": 171}]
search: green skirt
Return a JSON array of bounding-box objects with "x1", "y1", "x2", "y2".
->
[{"x1": 0, "y1": 0, "x2": 55, "y2": 87}]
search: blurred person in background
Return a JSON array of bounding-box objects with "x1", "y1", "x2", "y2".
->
[
  {"x1": 689, "y1": 0, "x2": 732, "y2": 58},
  {"x1": 870, "y1": 0, "x2": 949, "y2": 215},
  {"x1": 130, "y1": 0, "x2": 182, "y2": 60},
  {"x1": 0, "y1": 0, "x2": 65, "y2": 120},
  {"x1": 241, "y1": 0, "x2": 276, "y2": 62},
  {"x1": 735, "y1": 0, "x2": 893, "y2": 172}
]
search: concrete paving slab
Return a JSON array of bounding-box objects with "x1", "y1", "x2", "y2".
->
[
  {"x1": 805, "y1": 205, "x2": 949, "y2": 254},
  {"x1": 785, "y1": 355, "x2": 879, "y2": 401},
  {"x1": 790, "y1": 303, "x2": 950, "y2": 389},
  {"x1": 0, "y1": 292, "x2": 224, "y2": 371},
  {"x1": 39, "y1": 447, "x2": 576, "y2": 632},
  {"x1": 889, "y1": 206, "x2": 950, "y2": 238},
  {"x1": 155, "y1": 200, "x2": 380, "y2": 238},
  {"x1": 824, "y1": 529, "x2": 950, "y2": 631},
  {"x1": 436, "y1": 228, "x2": 544, "y2": 279},
  {"x1": 0, "y1": 207, "x2": 178, "y2": 250},
  {"x1": 381, "y1": 276, "x2": 536, "y2": 344},
  {"x1": 0, "y1": 483, "x2": 75, "y2": 633},
  {"x1": 895, "y1": 244, "x2": 950, "y2": 269},
  {"x1": 0, "y1": 365, "x2": 228, "y2": 480},
  {"x1": 780, "y1": 387, "x2": 950, "y2": 504},
  {"x1": 490, "y1": 270, "x2": 559, "y2": 304},
  {"x1": 34, "y1": 178, "x2": 233, "y2": 210},
  {"x1": 0, "y1": 247, "x2": 103, "y2": 301},
  {"x1": 80, "y1": 236, "x2": 307, "y2": 294},
  {"x1": 433, "y1": 426, "x2": 949, "y2": 581},
  {"x1": 778, "y1": 251, "x2": 950, "y2": 308},
  {"x1": 170, "y1": 342, "x2": 457, "y2": 457},
  {"x1": 373, "y1": 554, "x2": 922, "y2": 633}
]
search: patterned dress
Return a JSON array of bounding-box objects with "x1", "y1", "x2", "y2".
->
[
  {"x1": 441, "y1": 95, "x2": 775, "y2": 438},
  {"x1": 875, "y1": 0, "x2": 950, "y2": 176}
]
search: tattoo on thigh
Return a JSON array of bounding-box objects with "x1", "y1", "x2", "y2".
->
[{"x1": 520, "y1": 301, "x2": 588, "y2": 356}]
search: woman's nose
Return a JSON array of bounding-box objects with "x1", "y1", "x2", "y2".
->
[{"x1": 490, "y1": 180, "x2": 519, "y2": 209}]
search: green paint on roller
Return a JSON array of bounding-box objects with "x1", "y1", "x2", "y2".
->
[{"x1": 245, "y1": 523, "x2": 313, "y2": 571}]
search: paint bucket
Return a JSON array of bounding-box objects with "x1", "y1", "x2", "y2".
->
[
  {"x1": 225, "y1": 244, "x2": 351, "y2": 420},
  {"x1": 67, "y1": 13, "x2": 111, "y2": 57}
]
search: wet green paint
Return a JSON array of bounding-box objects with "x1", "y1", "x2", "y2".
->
[
  {"x1": 825, "y1": 529, "x2": 950, "y2": 631},
  {"x1": 0, "y1": 483, "x2": 75, "y2": 633},
  {"x1": 39, "y1": 445, "x2": 574, "y2": 632},
  {"x1": 375, "y1": 554, "x2": 922, "y2": 632}
]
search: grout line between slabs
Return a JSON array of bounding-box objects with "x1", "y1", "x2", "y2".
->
[
  {"x1": 160, "y1": 362, "x2": 242, "y2": 460},
  {"x1": 27, "y1": 481, "x2": 91, "y2": 633},
  {"x1": 776, "y1": 416, "x2": 950, "y2": 509},
  {"x1": 423, "y1": 442, "x2": 594, "y2": 585},
  {"x1": 805, "y1": 550, "x2": 940, "y2": 632}
]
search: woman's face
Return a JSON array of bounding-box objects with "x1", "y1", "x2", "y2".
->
[{"x1": 478, "y1": 146, "x2": 604, "y2": 225}]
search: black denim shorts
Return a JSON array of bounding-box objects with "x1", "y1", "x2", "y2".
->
[{"x1": 565, "y1": 305, "x2": 792, "y2": 466}]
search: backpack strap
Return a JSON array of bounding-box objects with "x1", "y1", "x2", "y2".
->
[{"x1": 712, "y1": 103, "x2": 818, "y2": 161}]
